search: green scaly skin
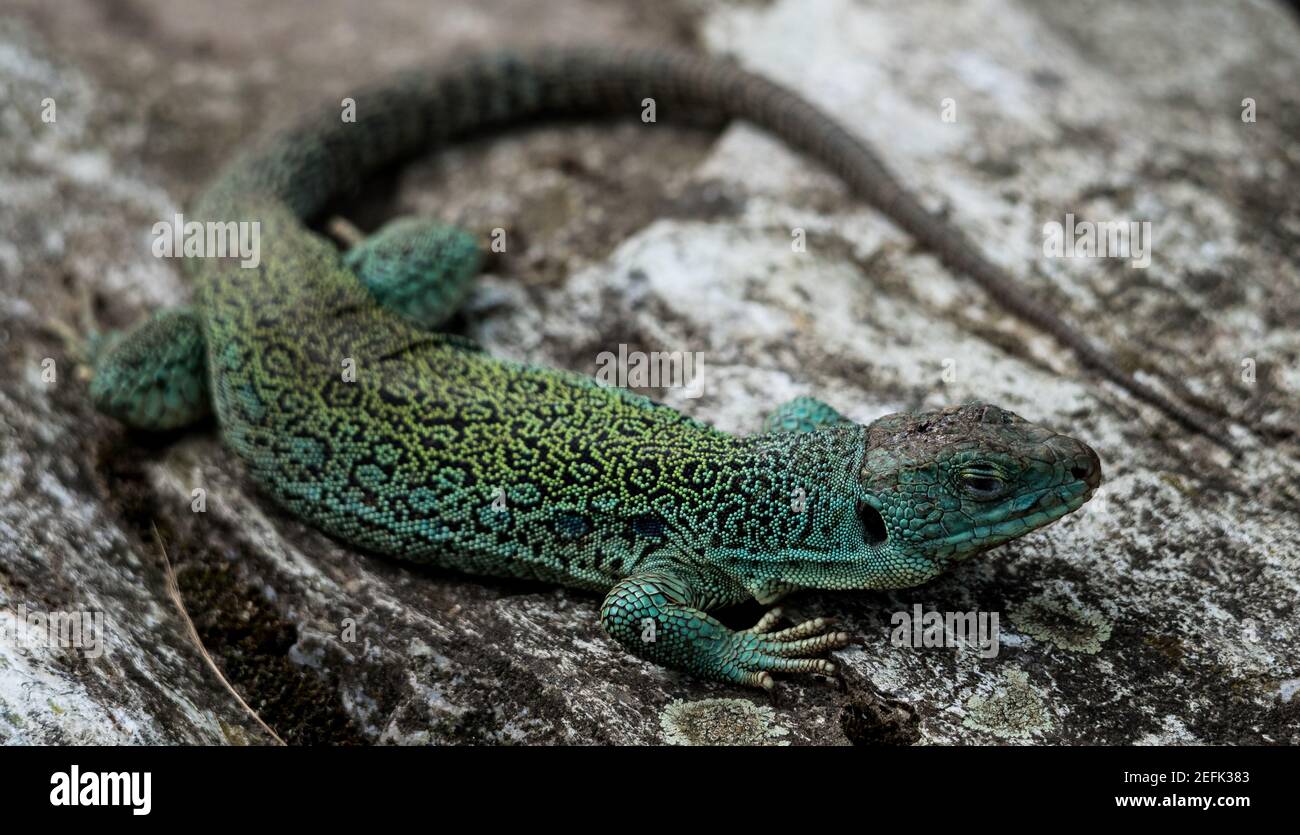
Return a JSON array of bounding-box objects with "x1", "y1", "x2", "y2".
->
[{"x1": 86, "y1": 48, "x2": 1102, "y2": 690}]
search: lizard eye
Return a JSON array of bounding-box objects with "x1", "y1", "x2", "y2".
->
[{"x1": 959, "y1": 467, "x2": 1006, "y2": 499}]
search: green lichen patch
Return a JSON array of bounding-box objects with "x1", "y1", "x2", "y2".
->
[
  {"x1": 962, "y1": 668, "x2": 1052, "y2": 740},
  {"x1": 1010, "y1": 594, "x2": 1112, "y2": 653},
  {"x1": 659, "y1": 698, "x2": 790, "y2": 746}
]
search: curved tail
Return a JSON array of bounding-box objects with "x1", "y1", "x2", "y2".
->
[{"x1": 197, "y1": 46, "x2": 1231, "y2": 448}]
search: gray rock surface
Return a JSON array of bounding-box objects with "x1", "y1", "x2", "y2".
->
[{"x1": 1, "y1": 0, "x2": 1297, "y2": 744}]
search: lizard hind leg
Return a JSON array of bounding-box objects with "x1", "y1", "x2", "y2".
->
[
  {"x1": 343, "y1": 217, "x2": 483, "y2": 330},
  {"x1": 762, "y1": 396, "x2": 851, "y2": 434},
  {"x1": 88, "y1": 306, "x2": 211, "y2": 431}
]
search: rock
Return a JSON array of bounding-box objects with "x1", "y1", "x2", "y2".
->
[{"x1": 2, "y1": 0, "x2": 1297, "y2": 744}]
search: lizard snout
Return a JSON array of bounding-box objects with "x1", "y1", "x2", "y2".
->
[{"x1": 1043, "y1": 432, "x2": 1102, "y2": 494}]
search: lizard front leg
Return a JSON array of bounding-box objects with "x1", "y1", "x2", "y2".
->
[
  {"x1": 762, "y1": 396, "x2": 851, "y2": 435},
  {"x1": 599, "y1": 570, "x2": 849, "y2": 690}
]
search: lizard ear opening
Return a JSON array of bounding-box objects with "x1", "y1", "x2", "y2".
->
[{"x1": 857, "y1": 500, "x2": 888, "y2": 546}]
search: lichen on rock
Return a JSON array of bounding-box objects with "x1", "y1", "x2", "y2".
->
[
  {"x1": 1010, "y1": 593, "x2": 1112, "y2": 654},
  {"x1": 962, "y1": 669, "x2": 1053, "y2": 741},
  {"x1": 659, "y1": 698, "x2": 791, "y2": 746}
]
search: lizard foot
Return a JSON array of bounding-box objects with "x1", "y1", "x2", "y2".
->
[
  {"x1": 601, "y1": 572, "x2": 851, "y2": 690},
  {"x1": 725, "y1": 609, "x2": 852, "y2": 691}
]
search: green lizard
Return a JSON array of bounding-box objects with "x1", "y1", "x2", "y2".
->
[{"x1": 84, "y1": 47, "x2": 1112, "y2": 690}]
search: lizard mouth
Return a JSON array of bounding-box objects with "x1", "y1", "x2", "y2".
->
[{"x1": 929, "y1": 478, "x2": 1096, "y2": 553}]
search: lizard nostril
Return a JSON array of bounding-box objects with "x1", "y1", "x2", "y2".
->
[{"x1": 1070, "y1": 448, "x2": 1102, "y2": 489}]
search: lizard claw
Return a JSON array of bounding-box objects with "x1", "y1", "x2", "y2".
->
[
  {"x1": 44, "y1": 283, "x2": 100, "y2": 380},
  {"x1": 44, "y1": 317, "x2": 96, "y2": 381}
]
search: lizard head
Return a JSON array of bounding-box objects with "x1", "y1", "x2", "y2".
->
[
  {"x1": 845, "y1": 402, "x2": 1100, "y2": 587},
  {"x1": 714, "y1": 402, "x2": 1099, "y2": 599}
]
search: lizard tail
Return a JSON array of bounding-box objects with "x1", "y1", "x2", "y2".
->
[{"x1": 198, "y1": 46, "x2": 1233, "y2": 451}]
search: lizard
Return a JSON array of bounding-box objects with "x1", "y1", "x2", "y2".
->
[{"x1": 81, "y1": 46, "x2": 1112, "y2": 690}]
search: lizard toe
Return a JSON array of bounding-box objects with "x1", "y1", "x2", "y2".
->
[
  {"x1": 762, "y1": 616, "x2": 839, "y2": 643},
  {"x1": 759, "y1": 631, "x2": 852, "y2": 658},
  {"x1": 741, "y1": 606, "x2": 786, "y2": 635}
]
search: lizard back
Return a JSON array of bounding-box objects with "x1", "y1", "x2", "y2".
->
[{"x1": 185, "y1": 47, "x2": 1149, "y2": 591}]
